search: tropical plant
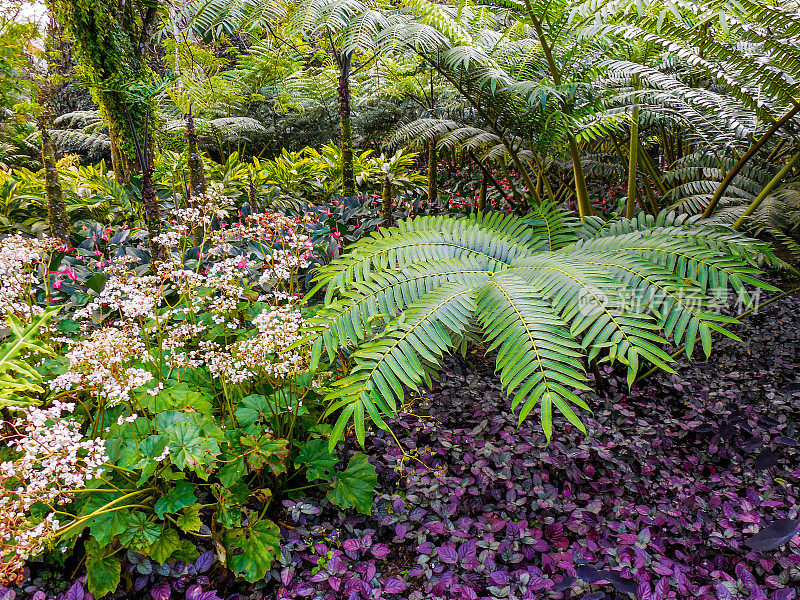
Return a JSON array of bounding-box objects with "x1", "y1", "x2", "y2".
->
[
  {"x1": 0, "y1": 308, "x2": 59, "y2": 408},
  {"x1": 305, "y1": 204, "x2": 777, "y2": 450}
]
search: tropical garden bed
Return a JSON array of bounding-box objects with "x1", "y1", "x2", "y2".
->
[
  {"x1": 3, "y1": 0, "x2": 800, "y2": 598},
  {"x1": 6, "y1": 278, "x2": 800, "y2": 600}
]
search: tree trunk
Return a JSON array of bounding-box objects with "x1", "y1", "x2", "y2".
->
[
  {"x1": 381, "y1": 176, "x2": 393, "y2": 226},
  {"x1": 703, "y1": 102, "x2": 800, "y2": 218},
  {"x1": 39, "y1": 10, "x2": 69, "y2": 246},
  {"x1": 338, "y1": 54, "x2": 355, "y2": 197},
  {"x1": 186, "y1": 108, "x2": 207, "y2": 199},
  {"x1": 568, "y1": 137, "x2": 593, "y2": 219},
  {"x1": 478, "y1": 173, "x2": 487, "y2": 212},
  {"x1": 427, "y1": 140, "x2": 438, "y2": 202},
  {"x1": 626, "y1": 77, "x2": 640, "y2": 219},
  {"x1": 525, "y1": 7, "x2": 593, "y2": 218},
  {"x1": 54, "y1": 0, "x2": 156, "y2": 181},
  {"x1": 733, "y1": 152, "x2": 800, "y2": 230},
  {"x1": 141, "y1": 156, "x2": 164, "y2": 261},
  {"x1": 39, "y1": 120, "x2": 69, "y2": 245}
]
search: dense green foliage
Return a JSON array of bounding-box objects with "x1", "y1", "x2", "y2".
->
[{"x1": 1, "y1": 0, "x2": 799, "y2": 595}]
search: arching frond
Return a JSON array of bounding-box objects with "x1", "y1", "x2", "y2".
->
[{"x1": 309, "y1": 207, "x2": 775, "y2": 449}]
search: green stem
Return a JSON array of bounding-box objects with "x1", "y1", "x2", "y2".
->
[
  {"x1": 733, "y1": 151, "x2": 800, "y2": 230},
  {"x1": 626, "y1": 76, "x2": 640, "y2": 219},
  {"x1": 703, "y1": 102, "x2": 800, "y2": 218}
]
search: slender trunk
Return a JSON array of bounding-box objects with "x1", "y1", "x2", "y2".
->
[
  {"x1": 500, "y1": 160, "x2": 522, "y2": 202},
  {"x1": 142, "y1": 157, "x2": 164, "y2": 261},
  {"x1": 703, "y1": 103, "x2": 800, "y2": 217},
  {"x1": 638, "y1": 140, "x2": 668, "y2": 195},
  {"x1": 525, "y1": 6, "x2": 592, "y2": 218},
  {"x1": 381, "y1": 176, "x2": 392, "y2": 225},
  {"x1": 469, "y1": 151, "x2": 514, "y2": 208},
  {"x1": 186, "y1": 107, "x2": 207, "y2": 199},
  {"x1": 128, "y1": 110, "x2": 163, "y2": 261},
  {"x1": 767, "y1": 139, "x2": 786, "y2": 162},
  {"x1": 478, "y1": 173, "x2": 487, "y2": 212},
  {"x1": 249, "y1": 170, "x2": 257, "y2": 211},
  {"x1": 338, "y1": 54, "x2": 355, "y2": 197},
  {"x1": 40, "y1": 120, "x2": 69, "y2": 245},
  {"x1": 640, "y1": 168, "x2": 659, "y2": 215},
  {"x1": 567, "y1": 137, "x2": 593, "y2": 218},
  {"x1": 427, "y1": 140, "x2": 437, "y2": 202},
  {"x1": 733, "y1": 151, "x2": 800, "y2": 230},
  {"x1": 626, "y1": 76, "x2": 640, "y2": 219}
]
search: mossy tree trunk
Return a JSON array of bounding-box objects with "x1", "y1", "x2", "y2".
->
[
  {"x1": 186, "y1": 107, "x2": 207, "y2": 200},
  {"x1": 38, "y1": 12, "x2": 69, "y2": 245},
  {"x1": 39, "y1": 116, "x2": 69, "y2": 246},
  {"x1": 337, "y1": 52, "x2": 356, "y2": 197},
  {"x1": 54, "y1": 0, "x2": 157, "y2": 182}
]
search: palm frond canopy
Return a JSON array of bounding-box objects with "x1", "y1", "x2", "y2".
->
[{"x1": 303, "y1": 204, "x2": 778, "y2": 450}]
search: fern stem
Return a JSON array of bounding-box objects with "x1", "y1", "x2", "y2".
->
[
  {"x1": 523, "y1": 5, "x2": 592, "y2": 218},
  {"x1": 703, "y1": 102, "x2": 800, "y2": 218},
  {"x1": 626, "y1": 75, "x2": 640, "y2": 219},
  {"x1": 733, "y1": 151, "x2": 800, "y2": 230}
]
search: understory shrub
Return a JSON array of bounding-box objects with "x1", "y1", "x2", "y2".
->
[{"x1": 0, "y1": 203, "x2": 378, "y2": 595}]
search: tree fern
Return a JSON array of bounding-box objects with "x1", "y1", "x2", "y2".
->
[{"x1": 304, "y1": 204, "x2": 777, "y2": 449}]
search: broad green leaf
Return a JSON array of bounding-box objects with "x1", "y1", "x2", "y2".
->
[
  {"x1": 224, "y1": 519, "x2": 281, "y2": 582},
  {"x1": 176, "y1": 505, "x2": 203, "y2": 534},
  {"x1": 296, "y1": 438, "x2": 336, "y2": 481},
  {"x1": 164, "y1": 421, "x2": 220, "y2": 479},
  {"x1": 85, "y1": 539, "x2": 121, "y2": 598},
  {"x1": 241, "y1": 434, "x2": 288, "y2": 476},
  {"x1": 154, "y1": 481, "x2": 197, "y2": 519},
  {"x1": 119, "y1": 512, "x2": 161, "y2": 553},
  {"x1": 327, "y1": 452, "x2": 377, "y2": 515},
  {"x1": 149, "y1": 527, "x2": 182, "y2": 564}
]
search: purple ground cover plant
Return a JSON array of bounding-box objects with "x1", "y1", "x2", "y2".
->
[{"x1": 267, "y1": 291, "x2": 800, "y2": 600}]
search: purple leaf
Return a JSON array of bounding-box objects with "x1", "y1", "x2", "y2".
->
[
  {"x1": 342, "y1": 538, "x2": 361, "y2": 553},
  {"x1": 185, "y1": 585, "x2": 202, "y2": 600},
  {"x1": 151, "y1": 582, "x2": 170, "y2": 600},
  {"x1": 717, "y1": 582, "x2": 734, "y2": 600},
  {"x1": 384, "y1": 578, "x2": 407, "y2": 594},
  {"x1": 457, "y1": 540, "x2": 477, "y2": 564},
  {"x1": 489, "y1": 571, "x2": 510, "y2": 586},
  {"x1": 194, "y1": 551, "x2": 215, "y2": 574},
  {"x1": 371, "y1": 544, "x2": 391, "y2": 559},
  {"x1": 437, "y1": 543, "x2": 458, "y2": 564},
  {"x1": 576, "y1": 565, "x2": 601, "y2": 583},
  {"x1": 134, "y1": 577, "x2": 150, "y2": 592},
  {"x1": 66, "y1": 582, "x2": 85, "y2": 600}
]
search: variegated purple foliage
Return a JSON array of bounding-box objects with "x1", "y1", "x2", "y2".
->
[{"x1": 266, "y1": 295, "x2": 800, "y2": 600}]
